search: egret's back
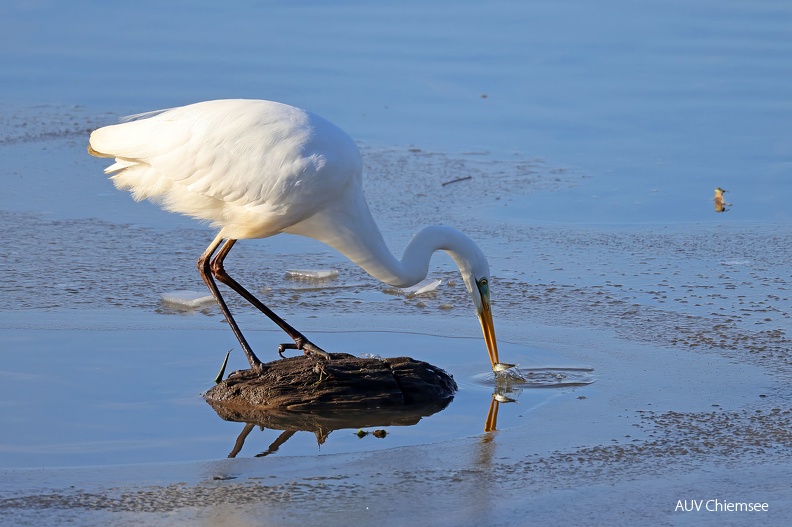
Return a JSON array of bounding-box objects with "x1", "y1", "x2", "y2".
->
[{"x1": 89, "y1": 99, "x2": 363, "y2": 239}]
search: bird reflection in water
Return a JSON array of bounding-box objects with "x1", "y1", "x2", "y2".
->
[
  {"x1": 485, "y1": 372, "x2": 523, "y2": 433},
  {"x1": 484, "y1": 392, "x2": 519, "y2": 433}
]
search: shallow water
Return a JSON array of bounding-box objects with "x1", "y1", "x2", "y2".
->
[
  {"x1": 2, "y1": 0, "x2": 792, "y2": 525},
  {"x1": 0, "y1": 328, "x2": 594, "y2": 467}
]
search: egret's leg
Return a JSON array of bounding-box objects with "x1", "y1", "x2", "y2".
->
[
  {"x1": 198, "y1": 233, "x2": 263, "y2": 369},
  {"x1": 210, "y1": 238, "x2": 331, "y2": 360}
]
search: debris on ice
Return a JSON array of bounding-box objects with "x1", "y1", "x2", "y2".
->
[{"x1": 161, "y1": 290, "x2": 215, "y2": 309}]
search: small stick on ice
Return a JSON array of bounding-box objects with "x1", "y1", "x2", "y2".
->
[{"x1": 442, "y1": 176, "x2": 472, "y2": 186}]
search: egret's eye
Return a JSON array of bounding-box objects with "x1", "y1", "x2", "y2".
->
[{"x1": 478, "y1": 278, "x2": 488, "y2": 287}]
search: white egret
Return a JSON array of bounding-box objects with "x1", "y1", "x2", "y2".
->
[{"x1": 88, "y1": 99, "x2": 501, "y2": 370}]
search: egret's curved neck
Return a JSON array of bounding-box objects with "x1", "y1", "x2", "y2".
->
[
  {"x1": 343, "y1": 224, "x2": 480, "y2": 288},
  {"x1": 393, "y1": 225, "x2": 483, "y2": 287},
  {"x1": 285, "y1": 190, "x2": 484, "y2": 288}
]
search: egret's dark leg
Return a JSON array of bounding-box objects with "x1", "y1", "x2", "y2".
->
[
  {"x1": 198, "y1": 233, "x2": 263, "y2": 369},
  {"x1": 210, "y1": 238, "x2": 330, "y2": 360}
]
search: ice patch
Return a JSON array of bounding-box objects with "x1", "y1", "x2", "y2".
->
[
  {"x1": 385, "y1": 278, "x2": 442, "y2": 296},
  {"x1": 285, "y1": 269, "x2": 340, "y2": 281},
  {"x1": 161, "y1": 290, "x2": 215, "y2": 309},
  {"x1": 721, "y1": 260, "x2": 752, "y2": 266}
]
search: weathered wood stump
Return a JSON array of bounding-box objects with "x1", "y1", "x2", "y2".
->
[
  {"x1": 204, "y1": 352, "x2": 458, "y2": 412},
  {"x1": 205, "y1": 353, "x2": 457, "y2": 447}
]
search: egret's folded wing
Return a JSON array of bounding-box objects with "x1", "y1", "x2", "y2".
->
[{"x1": 88, "y1": 100, "x2": 324, "y2": 208}]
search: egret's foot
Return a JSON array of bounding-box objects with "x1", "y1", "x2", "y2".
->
[
  {"x1": 277, "y1": 340, "x2": 331, "y2": 360},
  {"x1": 301, "y1": 341, "x2": 332, "y2": 360},
  {"x1": 277, "y1": 342, "x2": 296, "y2": 358}
]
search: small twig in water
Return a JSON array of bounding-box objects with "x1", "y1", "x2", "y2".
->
[
  {"x1": 214, "y1": 349, "x2": 232, "y2": 384},
  {"x1": 442, "y1": 176, "x2": 472, "y2": 186}
]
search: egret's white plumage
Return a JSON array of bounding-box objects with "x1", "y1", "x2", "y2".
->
[{"x1": 89, "y1": 99, "x2": 500, "y2": 369}]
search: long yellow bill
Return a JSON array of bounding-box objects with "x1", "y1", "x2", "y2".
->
[{"x1": 479, "y1": 302, "x2": 500, "y2": 369}]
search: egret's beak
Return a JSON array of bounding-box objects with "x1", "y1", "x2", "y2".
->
[{"x1": 478, "y1": 296, "x2": 500, "y2": 370}]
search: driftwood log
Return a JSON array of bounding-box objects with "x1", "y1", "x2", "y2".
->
[
  {"x1": 204, "y1": 353, "x2": 457, "y2": 449},
  {"x1": 204, "y1": 352, "x2": 458, "y2": 412}
]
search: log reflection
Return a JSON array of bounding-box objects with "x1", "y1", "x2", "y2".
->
[{"x1": 209, "y1": 398, "x2": 453, "y2": 458}]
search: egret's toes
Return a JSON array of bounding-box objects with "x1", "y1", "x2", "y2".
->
[
  {"x1": 277, "y1": 342, "x2": 298, "y2": 358},
  {"x1": 303, "y1": 343, "x2": 331, "y2": 361}
]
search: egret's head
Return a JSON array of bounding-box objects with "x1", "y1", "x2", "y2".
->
[
  {"x1": 437, "y1": 225, "x2": 501, "y2": 371},
  {"x1": 458, "y1": 264, "x2": 499, "y2": 370}
]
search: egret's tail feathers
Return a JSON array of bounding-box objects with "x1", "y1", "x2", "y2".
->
[
  {"x1": 87, "y1": 107, "x2": 183, "y2": 162},
  {"x1": 103, "y1": 158, "x2": 139, "y2": 174},
  {"x1": 87, "y1": 143, "x2": 112, "y2": 158},
  {"x1": 119, "y1": 108, "x2": 171, "y2": 123},
  {"x1": 88, "y1": 132, "x2": 145, "y2": 174}
]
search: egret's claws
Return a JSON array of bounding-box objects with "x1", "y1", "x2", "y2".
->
[
  {"x1": 277, "y1": 340, "x2": 331, "y2": 360},
  {"x1": 302, "y1": 341, "x2": 331, "y2": 360},
  {"x1": 278, "y1": 343, "x2": 297, "y2": 358}
]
